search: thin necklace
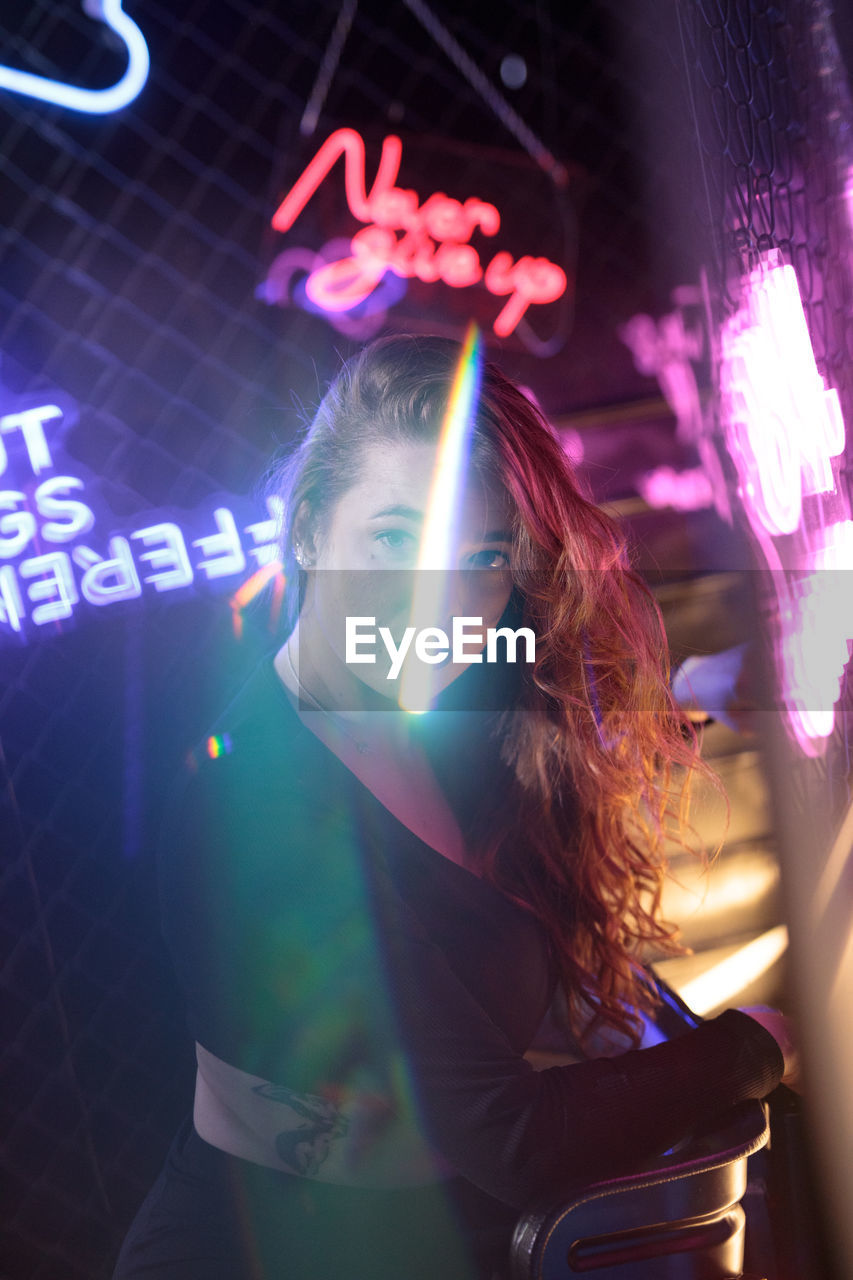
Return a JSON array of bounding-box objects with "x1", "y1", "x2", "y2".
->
[{"x1": 282, "y1": 640, "x2": 371, "y2": 755}]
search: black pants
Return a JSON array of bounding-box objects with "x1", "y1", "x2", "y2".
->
[{"x1": 112, "y1": 1116, "x2": 517, "y2": 1279}]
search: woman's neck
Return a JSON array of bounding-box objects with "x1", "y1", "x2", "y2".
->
[
  {"x1": 274, "y1": 628, "x2": 472, "y2": 870},
  {"x1": 275, "y1": 619, "x2": 418, "y2": 756}
]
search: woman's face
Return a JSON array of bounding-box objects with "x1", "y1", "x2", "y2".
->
[{"x1": 298, "y1": 439, "x2": 516, "y2": 706}]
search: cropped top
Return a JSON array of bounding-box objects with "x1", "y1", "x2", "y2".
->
[{"x1": 158, "y1": 658, "x2": 785, "y2": 1210}]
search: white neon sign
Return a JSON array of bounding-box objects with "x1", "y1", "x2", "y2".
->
[
  {"x1": 0, "y1": 1, "x2": 149, "y2": 116},
  {"x1": 0, "y1": 391, "x2": 280, "y2": 639},
  {"x1": 721, "y1": 258, "x2": 845, "y2": 537},
  {"x1": 719, "y1": 251, "x2": 852, "y2": 755}
]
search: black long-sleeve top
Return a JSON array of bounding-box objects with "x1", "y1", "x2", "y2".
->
[{"x1": 158, "y1": 659, "x2": 784, "y2": 1211}]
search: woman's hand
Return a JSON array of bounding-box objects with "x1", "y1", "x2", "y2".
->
[{"x1": 738, "y1": 1005, "x2": 801, "y2": 1091}]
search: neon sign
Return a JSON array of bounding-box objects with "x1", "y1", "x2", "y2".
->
[
  {"x1": 258, "y1": 238, "x2": 408, "y2": 341},
  {"x1": 721, "y1": 259, "x2": 845, "y2": 537},
  {"x1": 621, "y1": 290, "x2": 733, "y2": 524},
  {"x1": 0, "y1": 1, "x2": 149, "y2": 116},
  {"x1": 0, "y1": 391, "x2": 280, "y2": 640},
  {"x1": 266, "y1": 127, "x2": 568, "y2": 338},
  {"x1": 636, "y1": 464, "x2": 714, "y2": 512},
  {"x1": 719, "y1": 251, "x2": 851, "y2": 754}
]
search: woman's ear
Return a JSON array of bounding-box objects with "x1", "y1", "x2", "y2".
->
[{"x1": 291, "y1": 500, "x2": 319, "y2": 567}]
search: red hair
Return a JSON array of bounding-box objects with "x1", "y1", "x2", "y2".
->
[{"x1": 267, "y1": 334, "x2": 722, "y2": 1047}]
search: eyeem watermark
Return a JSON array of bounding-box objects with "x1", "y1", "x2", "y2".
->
[{"x1": 346, "y1": 615, "x2": 536, "y2": 678}]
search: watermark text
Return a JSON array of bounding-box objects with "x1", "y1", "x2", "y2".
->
[{"x1": 346, "y1": 615, "x2": 535, "y2": 678}]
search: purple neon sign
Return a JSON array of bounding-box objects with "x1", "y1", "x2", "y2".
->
[
  {"x1": 0, "y1": 391, "x2": 281, "y2": 639},
  {"x1": 719, "y1": 250, "x2": 852, "y2": 755}
]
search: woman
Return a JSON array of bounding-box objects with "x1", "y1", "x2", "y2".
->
[{"x1": 113, "y1": 334, "x2": 795, "y2": 1280}]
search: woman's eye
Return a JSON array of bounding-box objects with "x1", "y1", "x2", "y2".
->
[
  {"x1": 374, "y1": 529, "x2": 417, "y2": 555},
  {"x1": 467, "y1": 549, "x2": 511, "y2": 570}
]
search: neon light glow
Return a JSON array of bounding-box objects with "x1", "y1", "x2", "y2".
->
[
  {"x1": 0, "y1": 387, "x2": 283, "y2": 640},
  {"x1": 0, "y1": 1, "x2": 150, "y2": 115},
  {"x1": 621, "y1": 294, "x2": 734, "y2": 525},
  {"x1": 620, "y1": 310, "x2": 704, "y2": 444},
  {"x1": 74, "y1": 537, "x2": 140, "y2": 605},
  {"x1": 272, "y1": 128, "x2": 406, "y2": 231},
  {"x1": 192, "y1": 508, "x2": 247, "y2": 580},
  {"x1": 780, "y1": 522, "x2": 853, "y2": 744},
  {"x1": 0, "y1": 405, "x2": 62, "y2": 474},
  {"x1": 719, "y1": 250, "x2": 852, "y2": 754},
  {"x1": 636, "y1": 465, "x2": 714, "y2": 512},
  {"x1": 268, "y1": 127, "x2": 567, "y2": 337},
  {"x1": 20, "y1": 552, "x2": 79, "y2": 626},
  {"x1": 258, "y1": 240, "x2": 407, "y2": 340},
  {"x1": 229, "y1": 560, "x2": 285, "y2": 640},
  {"x1": 721, "y1": 255, "x2": 844, "y2": 537},
  {"x1": 398, "y1": 323, "x2": 482, "y2": 714}
]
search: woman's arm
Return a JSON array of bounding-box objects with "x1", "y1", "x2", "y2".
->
[
  {"x1": 384, "y1": 892, "x2": 785, "y2": 1209},
  {"x1": 159, "y1": 703, "x2": 785, "y2": 1211}
]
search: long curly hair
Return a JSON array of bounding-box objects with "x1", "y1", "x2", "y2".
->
[{"x1": 267, "y1": 334, "x2": 721, "y2": 1048}]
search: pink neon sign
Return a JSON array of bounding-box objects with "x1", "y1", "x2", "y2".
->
[
  {"x1": 719, "y1": 250, "x2": 851, "y2": 755},
  {"x1": 268, "y1": 127, "x2": 568, "y2": 337}
]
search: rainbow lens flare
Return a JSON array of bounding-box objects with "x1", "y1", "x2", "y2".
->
[
  {"x1": 398, "y1": 323, "x2": 483, "y2": 714},
  {"x1": 206, "y1": 733, "x2": 233, "y2": 759}
]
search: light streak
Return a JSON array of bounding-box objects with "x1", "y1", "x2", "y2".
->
[
  {"x1": 676, "y1": 925, "x2": 789, "y2": 1016},
  {"x1": 813, "y1": 793, "x2": 853, "y2": 926},
  {"x1": 229, "y1": 561, "x2": 284, "y2": 640},
  {"x1": 0, "y1": 1, "x2": 150, "y2": 116},
  {"x1": 398, "y1": 323, "x2": 482, "y2": 713},
  {"x1": 662, "y1": 855, "x2": 780, "y2": 923}
]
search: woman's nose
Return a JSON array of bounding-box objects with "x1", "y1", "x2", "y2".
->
[{"x1": 434, "y1": 570, "x2": 495, "y2": 627}]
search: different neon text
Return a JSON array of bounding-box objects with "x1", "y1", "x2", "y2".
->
[{"x1": 269, "y1": 127, "x2": 568, "y2": 337}]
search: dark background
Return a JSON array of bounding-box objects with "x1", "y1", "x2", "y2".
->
[{"x1": 2, "y1": 3, "x2": 853, "y2": 1276}]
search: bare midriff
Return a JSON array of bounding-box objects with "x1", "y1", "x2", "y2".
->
[{"x1": 193, "y1": 1042, "x2": 456, "y2": 1187}]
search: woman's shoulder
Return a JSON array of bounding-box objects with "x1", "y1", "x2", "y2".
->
[
  {"x1": 198, "y1": 658, "x2": 300, "y2": 754},
  {"x1": 180, "y1": 658, "x2": 322, "y2": 791},
  {"x1": 157, "y1": 658, "x2": 358, "y2": 907},
  {"x1": 159, "y1": 657, "x2": 330, "y2": 857}
]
